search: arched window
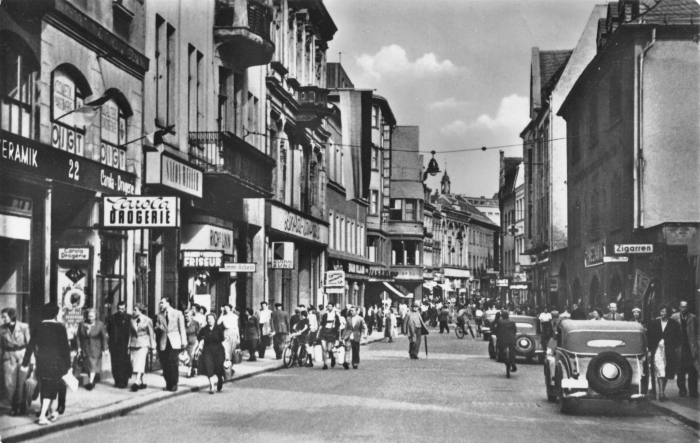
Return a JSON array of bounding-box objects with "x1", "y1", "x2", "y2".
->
[
  {"x1": 0, "y1": 33, "x2": 39, "y2": 139},
  {"x1": 51, "y1": 66, "x2": 90, "y2": 156},
  {"x1": 100, "y1": 98, "x2": 128, "y2": 171}
]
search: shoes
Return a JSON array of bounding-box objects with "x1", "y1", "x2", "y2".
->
[
  {"x1": 679, "y1": 390, "x2": 688, "y2": 398},
  {"x1": 690, "y1": 392, "x2": 699, "y2": 399},
  {"x1": 330, "y1": 355, "x2": 336, "y2": 368},
  {"x1": 48, "y1": 412, "x2": 58, "y2": 423},
  {"x1": 38, "y1": 417, "x2": 50, "y2": 426},
  {"x1": 305, "y1": 362, "x2": 314, "y2": 367},
  {"x1": 85, "y1": 383, "x2": 94, "y2": 391},
  {"x1": 343, "y1": 363, "x2": 350, "y2": 370},
  {"x1": 131, "y1": 384, "x2": 140, "y2": 392},
  {"x1": 217, "y1": 377, "x2": 223, "y2": 392},
  {"x1": 139, "y1": 383, "x2": 147, "y2": 390},
  {"x1": 169, "y1": 386, "x2": 177, "y2": 392},
  {"x1": 353, "y1": 365, "x2": 358, "y2": 369},
  {"x1": 322, "y1": 365, "x2": 328, "y2": 370},
  {"x1": 10, "y1": 409, "x2": 17, "y2": 416},
  {"x1": 659, "y1": 394, "x2": 669, "y2": 402},
  {"x1": 209, "y1": 390, "x2": 215, "y2": 395},
  {"x1": 511, "y1": 365, "x2": 517, "y2": 372},
  {"x1": 248, "y1": 358, "x2": 257, "y2": 362},
  {"x1": 57, "y1": 404, "x2": 65, "y2": 415}
]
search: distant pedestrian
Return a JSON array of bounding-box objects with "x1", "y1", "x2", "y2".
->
[
  {"x1": 319, "y1": 302, "x2": 341, "y2": 370},
  {"x1": 271, "y1": 303, "x2": 290, "y2": 360},
  {"x1": 129, "y1": 304, "x2": 155, "y2": 391},
  {"x1": 630, "y1": 307, "x2": 645, "y2": 327},
  {"x1": 21, "y1": 304, "x2": 71, "y2": 426},
  {"x1": 475, "y1": 307, "x2": 484, "y2": 336},
  {"x1": 496, "y1": 311, "x2": 517, "y2": 377},
  {"x1": 604, "y1": 302, "x2": 625, "y2": 321},
  {"x1": 77, "y1": 309, "x2": 108, "y2": 391},
  {"x1": 403, "y1": 302, "x2": 428, "y2": 359},
  {"x1": 342, "y1": 306, "x2": 367, "y2": 369},
  {"x1": 155, "y1": 297, "x2": 187, "y2": 392},
  {"x1": 185, "y1": 310, "x2": 201, "y2": 377},
  {"x1": 217, "y1": 304, "x2": 238, "y2": 367},
  {"x1": 290, "y1": 307, "x2": 301, "y2": 331},
  {"x1": 591, "y1": 308, "x2": 604, "y2": 321},
  {"x1": 366, "y1": 305, "x2": 375, "y2": 335},
  {"x1": 257, "y1": 302, "x2": 272, "y2": 359},
  {"x1": 385, "y1": 307, "x2": 397, "y2": 343},
  {"x1": 242, "y1": 308, "x2": 260, "y2": 362},
  {"x1": 305, "y1": 307, "x2": 318, "y2": 365},
  {"x1": 1, "y1": 308, "x2": 30, "y2": 416},
  {"x1": 672, "y1": 300, "x2": 699, "y2": 399},
  {"x1": 195, "y1": 314, "x2": 225, "y2": 394},
  {"x1": 106, "y1": 301, "x2": 132, "y2": 389},
  {"x1": 647, "y1": 305, "x2": 681, "y2": 401},
  {"x1": 570, "y1": 303, "x2": 586, "y2": 320},
  {"x1": 438, "y1": 306, "x2": 450, "y2": 333}
]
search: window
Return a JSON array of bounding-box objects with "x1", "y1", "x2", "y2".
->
[
  {"x1": 113, "y1": 2, "x2": 133, "y2": 41},
  {"x1": 372, "y1": 105, "x2": 379, "y2": 128},
  {"x1": 405, "y1": 200, "x2": 416, "y2": 221},
  {"x1": 218, "y1": 67, "x2": 231, "y2": 133},
  {"x1": 389, "y1": 199, "x2": 403, "y2": 221},
  {"x1": 370, "y1": 191, "x2": 379, "y2": 215},
  {"x1": 0, "y1": 35, "x2": 39, "y2": 139},
  {"x1": 368, "y1": 236, "x2": 377, "y2": 262},
  {"x1": 371, "y1": 146, "x2": 378, "y2": 169},
  {"x1": 51, "y1": 69, "x2": 86, "y2": 156},
  {"x1": 188, "y1": 45, "x2": 203, "y2": 132},
  {"x1": 156, "y1": 16, "x2": 175, "y2": 126},
  {"x1": 100, "y1": 99, "x2": 127, "y2": 171},
  {"x1": 329, "y1": 211, "x2": 334, "y2": 250}
]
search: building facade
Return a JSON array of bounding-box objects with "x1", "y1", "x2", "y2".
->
[{"x1": 559, "y1": 0, "x2": 700, "y2": 320}]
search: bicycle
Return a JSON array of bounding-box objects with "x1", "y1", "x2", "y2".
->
[
  {"x1": 455, "y1": 321, "x2": 475, "y2": 339},
  {"x1": 282, "y1": 334, "x2": 308, "y2": 368}
]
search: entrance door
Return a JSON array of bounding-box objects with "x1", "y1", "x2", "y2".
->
[{"x1": 0, "y1": 237, "x2": 29, "y2": 320}]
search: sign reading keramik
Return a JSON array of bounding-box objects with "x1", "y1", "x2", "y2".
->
[{"x1": 103, "y1": 196, "x2": 180, "y2": 228}]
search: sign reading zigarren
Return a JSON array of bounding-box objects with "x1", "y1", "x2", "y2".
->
[
  {"x1": 614, "y1": 244, "x2": 653, "y2": 254},
  {"x1": 103, "y1": 196, "x2": 180, "y2": 228}
]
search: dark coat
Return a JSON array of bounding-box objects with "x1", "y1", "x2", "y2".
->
[
  {"x1": 495, "y1": 318, "x2": 517, "y2": 348},
  {"x1": 438, "y1": 308, "x2": 450, "y2": 322},
  {"x1": 22, "y1": 322, "x2": 71, "y2": 380},
  {"x1": 271, "y1": 309, "x2": 290, "y2": 334},
  {"x1": 106, "y1": 312, "x2": 132, "y2": 350},
  {"x1": 242, "y1": 314, "x2": 260, "y2": 341},
  {"x1": 570, "y1": 309, "x2": 587, "y2": 320},
  {"x1": 647, "y1": 318, "x2": 681, "y2": 378}
]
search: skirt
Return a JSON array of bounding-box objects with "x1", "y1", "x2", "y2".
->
[
  {"x1": 653, "y1": 339, "x2": 672, "y2": 379},
  {"x1": 199, "y1": 344, "x2": 225, "y2": 378},
  {"x1": 319, "y1": 328, "x2": 337, "y2": 343},
  {"x1": 130, "y1": 347, "x2": 149, "y2": 373}
]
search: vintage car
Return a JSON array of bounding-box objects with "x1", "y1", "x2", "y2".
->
[
  {"x1": 480, "y1": 310, "x2": 499, "y2": 341},
  {"x1": 488, "y1": 315, "x2": 545, "y2": 363},
  {"x1": 544, "y1": 320, "x2": 648, "y2": 413}
]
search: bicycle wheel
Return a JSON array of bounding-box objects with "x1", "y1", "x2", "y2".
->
[
  {"x1": 455, "y1": 326, "x2": 465, "y2": 339},
  {"x1": 282, "y1": 345, "x2": 293, "y2": 368},
  {"x1": 298, "y1": 345, "x2": 308, "y2": 366}
]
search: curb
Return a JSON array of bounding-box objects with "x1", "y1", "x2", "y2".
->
[
  {"x1": 645, "y1": 400, "x2": 700, "y2": 431},
  {"x1": 2, "y1": 334, "x2": 392, "y2": 442}
]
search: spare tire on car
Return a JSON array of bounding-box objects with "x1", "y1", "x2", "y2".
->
[{"x1": 586, "y1": 351, "x2": 633, "y2": 395}]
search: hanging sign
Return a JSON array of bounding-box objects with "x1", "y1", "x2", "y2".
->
[
  {"x1": 145, "y1": 151, "x2": 203, "y2": 198},
  {"x1": 103, "y1": 196, "x2": 180, "y2": 228},
  {"x1": 584, "y1": 241, "x2": 605, "y2": 267},
  {"x1": 496, "y1": 279, "x2": 509, "y2": 287},
  {"x1": 271, "y1": 242, "x2": 294, "y2": 269},
  {"x1": 614, "y1": 244, "x2": 653, "y2": 254},
  {"x1": 603, "y1": 256, "x2": 629, "y2": 263},
  {"x1": 182, "y1": 250, "x2": 223, "y2": 268},
  {"x1": 219, "y1": 263, "x2": 256, "y2": 273},
  {"x1": 325, "y1": 270, "x2": 345, "y2": 287}
]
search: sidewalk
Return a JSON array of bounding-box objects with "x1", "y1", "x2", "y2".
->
[
  {"x1": 0, "y1": 331, "x2": 391, "y2": 443},
  {"x1": 646, "y1": 378, "x2": 700, "y2": 430}
]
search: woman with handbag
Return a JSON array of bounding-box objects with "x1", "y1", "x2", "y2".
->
[
  {"x1": 77, "y1": 309, "x2": 108, "y2": 391},
  {"x1": 128, "y1": 304, "x2": 155, "y2": 392},
  {"x1": 194, "y1": 314, "x2": 226, "y2": 393},
  {"x1": 21, "y1": 304, "x2": 72, "y2": 425}
]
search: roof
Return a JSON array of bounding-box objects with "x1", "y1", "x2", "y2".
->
[
  {"x1": 639, "y1": 0, "x2": 700, "y2": 23},
  {"x1": 373, "y1": 94, "x2": 396, "y2": 126},
  {"x1": 435, "y1": 194, "x2": 499, "y2": 228},
  {"x1": 539, "y1": 50, "x2": 573, "y2": 102}
]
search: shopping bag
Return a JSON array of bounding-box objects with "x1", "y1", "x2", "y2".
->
[
  {"x1": 72, "y1": 353, "x2": 83, "y2": 379},
  {"x1": 178, "y1": 350, "x2": 190, "y2": 366},
  {"x1": 101, "y1": 350, "x2": 112, "y2": 380},
  {"x1": 232, "y1": 350, "x2": 243, "y2": 365},
  {"x1": 62, "y1": 370, "x2": 79, "y2": 392},
  {"x1": 334, "y1": 344, "x2": 345, "y2": 362},
  {"x1": 24, "y1": 368, "x2": 38, "y2": 406},
  {"x1": 313, "y1": 345, "x2": 323, "y2": 362}
]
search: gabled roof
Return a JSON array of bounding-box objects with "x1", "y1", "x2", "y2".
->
[
  {"x1": 436, "y1": 194, "x2": 499, "y2": 229},
  {"x1": 639, "y1": 0, "x2": 700, "y2": 23},
  {"x1": 539, "y1": 50, "x2": 573, "y2": 101}
]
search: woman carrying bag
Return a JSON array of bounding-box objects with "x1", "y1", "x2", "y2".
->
[{"x1": 77, "y1": 309, "x2": 108, "y2": 391}]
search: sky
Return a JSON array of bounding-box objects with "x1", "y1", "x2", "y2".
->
[{"x1": 324, "y1": 0, "x2": 602, "y2": 198}]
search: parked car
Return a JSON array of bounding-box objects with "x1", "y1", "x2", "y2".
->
[
  {"x1": 488, "y1": 315, "x2": 544, "y2": 363},
  {"x1": 480, "y1": 310, "x2": 499, "y2": 341},
  {"x1": 543, "y1": 320, "x2": 648, "y2": 413}
]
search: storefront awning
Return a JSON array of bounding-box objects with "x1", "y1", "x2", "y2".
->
[
  {"x1": 436, "y1": 283, "x2": 454, "y2": 293},
  {"x1": 384, "y1": 282, "x2": 413, "y2": 298}
]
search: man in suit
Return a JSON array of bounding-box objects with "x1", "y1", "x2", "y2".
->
[
  {"x1": 271, "y1": 303, "x2": 290, "y2": 360},
  {"x1": 1, "y1": 308, "x2": 30, "y2": 415},
  {"x1": 155, "y1": 297, "x2": 186, "y2": 391},
  {"x1": 672, "y1": 300, "x2": 700, "y2": 398},
  {"x1": 403, "y1": 302, "x2": 427, "y2": 359},
  {"x1": 570, "y1": 303, "x2": 586, "y2": 320},
  {"x1": 106, "y1": 301, "x2": 132, "y2": 388},
  {"x1": 496, "y1": 311, "x2": 518, "y2": 376},
  {"x1": 604, "y1": 302, "x2": 625, "y2": 321},
  {"x1": 342, "y1": 306, "x2": 367, "y2": 369}
]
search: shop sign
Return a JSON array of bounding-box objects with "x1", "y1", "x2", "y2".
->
[
  {"x1": 145, "y1": 151, "x2": 203, "y2": 198},
  {"x1": 325, "y1": 270, "x2": 345, "y2": 287},
  {"x1": 603, "y1": 256, "x2": 629, "y2": 263},
  {"x1": 614, "y1": 244, "x2": 653, "y2": 254},
  {"x1": 394, "y1": 267, "x2": 422, "y2": 280},
  {"x1": 268, "y1": 203, "x2": 328, "y2": 244},
  {"x1": 271, "y1": 242, "x2": 294, "y2": 269},
  {"x1": 58, "y1": 248, "x2": 90, "y2": 261},
  {"x1": 103, "y1": 196, "x2": 179, "y2": 228},
  {"x1": 633, "y1": 269, "x2": 651, "y2": 299},
  {"x1": 1, "y1": 130, "x2": 137, "y2": 195},
  {"x1": 496, "y1": 279, "x2": 509, "y2": 287},
  {"x1": 325, "y1": 287, "x2": 344, "y2": 294},
  {"x1": 348, "y1": 263, "x2": 367, "y2": 275},
  {"x1": 584, "y1": 241, "x2": 605, "y2": 268},
  {"x1": 511, "y1": 284, "x2": 528, "y2": 290},
  {"x1": 550, "y1": 276, "x2": 559, "y2": 292},
  {"x1": 443, "y1": 267, "x2": 471, "y2": 278},
  {"x1": 181, "y1": 224, "x2": 233, "y2": 255},
  {"x1": 182, "y1": 250, "x2": 223, "y2": 268},
  {"x1": 368, "y1": 268, "x2": 396, "y2": 282},
  {"x1": 51, "y1": 124, "x2": 84, "y2": 156},
  {"x1": 219, "y1": 263, "x2": 256, "y2": 273},
  {"x1": 513, "y1": 272, "x2": 527, "y2": 283}
]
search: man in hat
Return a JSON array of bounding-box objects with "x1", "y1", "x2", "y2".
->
[
  {"x1": 403, "y1": 302, "x2": 428, "y2": 359},
  {"x1": 672, "y1": 300, "x2": 699, "y2": 398}
]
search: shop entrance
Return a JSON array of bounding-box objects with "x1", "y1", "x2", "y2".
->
[{"x1": 0, "y1": 237, "x2": 29, "y2": 319}]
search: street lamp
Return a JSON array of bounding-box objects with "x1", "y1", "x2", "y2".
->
[{"x1": 423, "y1": 150, "x2": 441, "y2": 181}]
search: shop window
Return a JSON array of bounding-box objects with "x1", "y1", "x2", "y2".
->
[
  {"x1": 0, "y1": 33, "x2": 39, "y2": 139},
  {"x1": 98, "y1": 233, "x2": 126, "y2": 319}
]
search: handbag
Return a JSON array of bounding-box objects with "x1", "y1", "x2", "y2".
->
[
  {"x1": 24, "y1": 368, "x2": 39, "y2": 405},
  {"x1": 62, "y1": 370, "x2": 79, "y2": 392},
  {"x1": 72, "y1": 353, "x2": 84, "y2": 379},
  {"x1": 232, "y1": 349, "x2": 243, "y2": 365}
]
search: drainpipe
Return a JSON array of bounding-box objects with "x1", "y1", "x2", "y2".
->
[{"x1": 636, "y1": 28, "x2": 655, "y2": 229}]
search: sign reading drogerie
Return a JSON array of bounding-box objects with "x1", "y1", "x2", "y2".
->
[
  {"x1": 58, "y1": 248, "x2": 90, "y2": 261},
  {"x1": 103, "y1": 196, "x2": 180, "y2": 228},
  {"x1": 614, "y1": 244, "x2": 653, "y2": 254}
]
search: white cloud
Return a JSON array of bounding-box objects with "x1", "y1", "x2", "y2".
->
[
  {"x1": 429, "y1": 97, "x2": 470, "y2": 110},
  {"x1": 440, "y1": 119, "x2": 469, "y2": 136},
  {"x1": 473, "y1": 94, "x2": 529, "y2": 130},
  {"x1": 356, "y1": 45, "x2": 459, "y2": 81}
]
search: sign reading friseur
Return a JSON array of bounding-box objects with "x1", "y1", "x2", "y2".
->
[
  {"x1": 267, "y1": 202, "x2": 328, "y2": 244},
  {"x1": 103, "y1": 196, "x2": 180, "y2": 228}
]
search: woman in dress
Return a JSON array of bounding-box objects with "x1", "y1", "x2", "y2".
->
[
  {"x1": 195, "y1": 314, "x2": 226, "y2": 393},
  {"x1": 21, "y1": 304, "x2": 71, "y2": 425},
  {"x1": 385, "y1": 307, "x2": 397, "y2": 343},
  {"x1": 77, "y1": 309, "x2": 108, "y2": 391},
  {"x1": 128, "y1": 304, "x2": 155, "y2": 391},
  {"x1": 184, "y1": 309, "x2": 201, "y2": 377},
  {"x1": 647, "y1": 305, "x2": 681, "y2": 401}
]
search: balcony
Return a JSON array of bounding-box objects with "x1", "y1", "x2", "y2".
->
[
  {"x1": 296, "y1": 86, "x2": 331, "y2": 127},
  {"x1": 214, "y1": 0, "x2": 274, "y2": 69},
  {"x1": 188, "y1": 131, "x2": 275, "y2": 199}
]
